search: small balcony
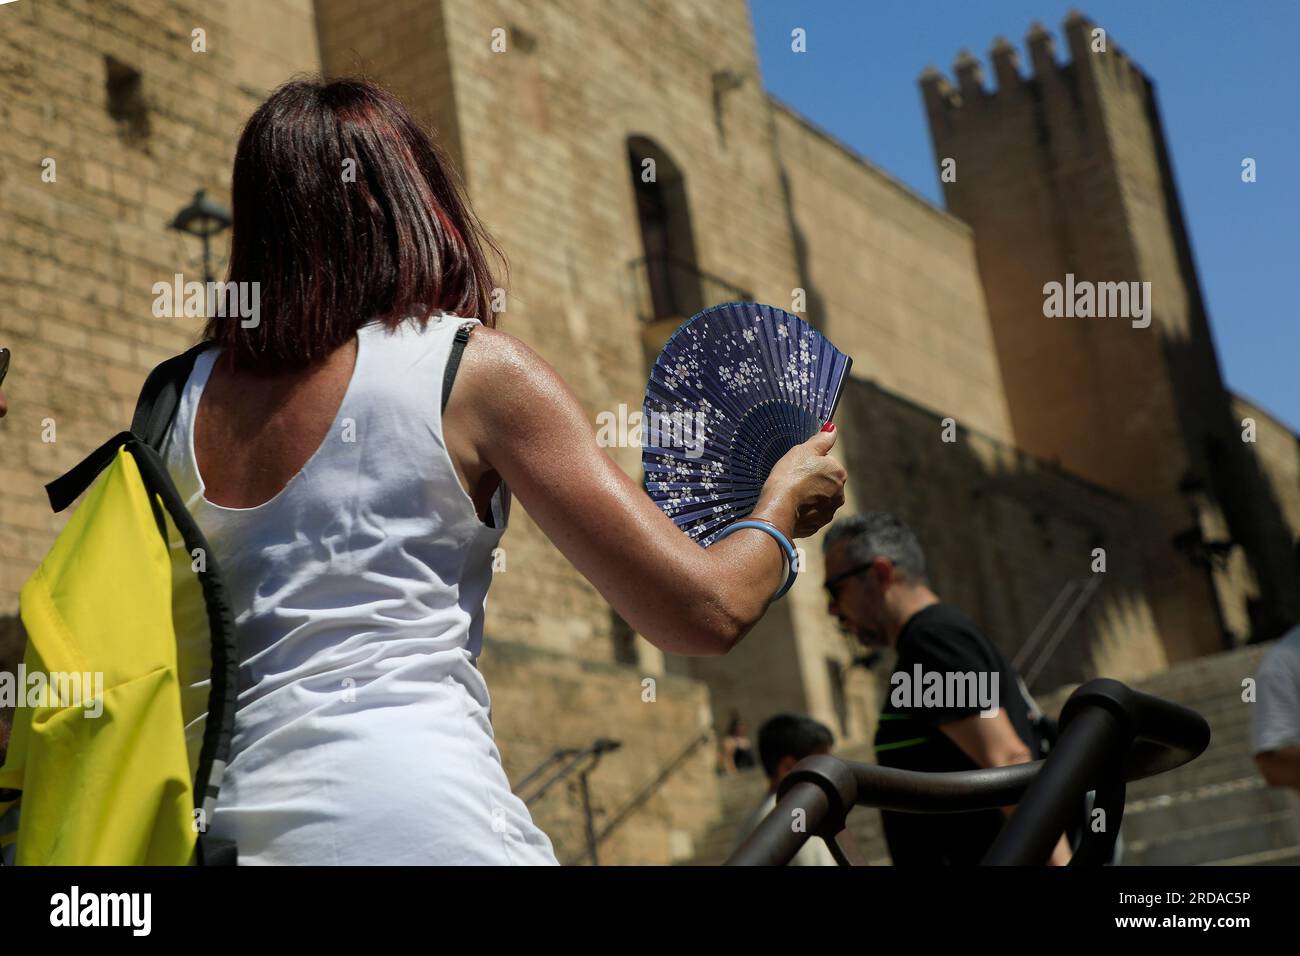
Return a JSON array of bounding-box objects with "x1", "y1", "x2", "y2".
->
[{"x1": 629, "y1": 254, "x2": 753, "y2": 353}]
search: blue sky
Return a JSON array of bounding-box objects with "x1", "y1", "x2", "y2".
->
[{"x1": 749, "y1": 0, "x2": 1299, "y2": 432}]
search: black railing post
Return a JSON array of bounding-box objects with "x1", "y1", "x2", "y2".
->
[
  {"x1": 728, "y1": 781, "x2": 833, "y2": 866},
  {"x1": 982, "y1": 703, "x2": 1128, "y2": 865}
]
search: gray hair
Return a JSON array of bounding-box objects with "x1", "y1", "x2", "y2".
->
[{"x1": 822, "y1": 513, "x2": 928, "y2": 583}]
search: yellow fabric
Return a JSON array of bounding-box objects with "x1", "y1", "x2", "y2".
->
[{"x1": 0, "y1": 448, "x2": 198, "y2": 864}]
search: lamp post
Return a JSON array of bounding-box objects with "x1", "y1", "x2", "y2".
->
[{"x1": 170, "y1": 190, "x2": 231, "y2": 285}]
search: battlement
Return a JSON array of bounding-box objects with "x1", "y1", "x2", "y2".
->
[{"x1": 920, "y1": 10, "x2": 1149, "y2": 115}]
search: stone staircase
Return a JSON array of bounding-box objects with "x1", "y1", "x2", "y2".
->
[
  {"x1": 683, "y1": 768, "x2": 770, "y2": 865},
  {"x1": 683, "y1": 643, "x2": 1300, "y2": 865},
  {"x1": 1117, "y1": 643, "x2": 1300, "y2": 865}
]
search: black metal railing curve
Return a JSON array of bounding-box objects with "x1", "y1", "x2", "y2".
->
[{"x1": 726, "y1": 678, "x2": 1211, "y2": 867}]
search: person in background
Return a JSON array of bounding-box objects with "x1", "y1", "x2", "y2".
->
[
  {"x1": 720, "y1": 712, "x2": 757, "y2": 773},
  {"x1": 822, "y1": 512, "x2": 1070, "y2": 865},
  {"x1": 733, "y1": 713, "x2": 838, "y2": 865},
  {"x1": 1251, "y1": 623, "x2": 1300, "y2": 842}
]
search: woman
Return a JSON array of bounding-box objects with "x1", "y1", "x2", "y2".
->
[{"x1": 165, "y1": 79, "x2": 847, "y2": 865}]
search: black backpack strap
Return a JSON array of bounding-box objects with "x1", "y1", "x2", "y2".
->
[
  {"x1": 45, "y1": 343, "x2": 210, "y2": 513},
  {"x1": 441, "y1": 322, "x2": 477, "y2": 413},
  {"x1": 196, "y1": 835, "x2": 238, "y2": 866},
  {"x1": 440, "y1": 321, "x2": 502, "y2": 529},
  {"x1": 130, "y1": 342, "x2": 212, "y2": 450}
]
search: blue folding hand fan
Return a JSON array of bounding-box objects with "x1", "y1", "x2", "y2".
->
[{"x1": 641, "y1": 302, "x2": 852, "y2": 546}]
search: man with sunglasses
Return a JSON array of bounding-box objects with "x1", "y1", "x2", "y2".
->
[{"x1": 822, "y1": 513, "x2": 1069, "y2": 865}]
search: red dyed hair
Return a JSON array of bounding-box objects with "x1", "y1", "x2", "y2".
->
[{"x1": 205, "y1": 78, "x2": 504, "y2": 369}]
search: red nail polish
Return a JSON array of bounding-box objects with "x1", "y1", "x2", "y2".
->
[{"x1": 821, "y1": 422, "x2": 835, "y2": 433}]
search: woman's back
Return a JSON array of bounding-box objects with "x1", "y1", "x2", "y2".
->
[
  {"x1": 156, "y1": 75, "x2": 846, "y2": 866},
  {"x1": 162, "y1": 313, "x2": 557, "y2": 865}
]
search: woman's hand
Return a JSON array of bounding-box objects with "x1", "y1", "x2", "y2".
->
[{"x1": 753, "y1": 426, "x2": 847, "y2": 538}]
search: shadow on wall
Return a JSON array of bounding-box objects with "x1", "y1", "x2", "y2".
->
[
  {"x1": 775, "y1": 162, "x2": 828, "y2": 333},
  {"x1": 1140, "y1": 73, "x2": 1300, "y2": 643},
  {"x1": 834, "y1": 375, "x2": 1169, "y2": 693},
  {"x1": 1163, "y1": 339, "x2": 1300, "y2": 647}
]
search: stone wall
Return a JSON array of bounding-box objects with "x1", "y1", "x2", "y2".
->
[
  {"x1": 1233, "y1": 396, "x2": 1300, "y2": 545},
  {"x1": 919, "y1": 13, "x2": 1300, "y2": 658},
  {"x1": 835, "y1": 374, "x2": 1167, "y2": 694},
  {"x1": 479, "y1": 638, "x2": 720, "y2": 865},
  {"x1": 770, "y1": 102, "x2": 1014, "y2": 445},
  {"x1": 0, "y1": 0, "x2": 320, "y2": 610}
]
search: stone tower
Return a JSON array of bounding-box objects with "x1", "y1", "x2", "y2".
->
[{"x1": 920, "y1": 12, "x2": 1300, "y2": 660}]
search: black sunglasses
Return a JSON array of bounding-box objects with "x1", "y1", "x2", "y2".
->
[{"x1": 823, "y1": 562, "x2": 872, "y2": 598}]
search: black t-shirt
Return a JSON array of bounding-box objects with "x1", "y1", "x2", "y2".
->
[{"x1": 874, "y1": 603, "x2": 1036, "y2": 866}]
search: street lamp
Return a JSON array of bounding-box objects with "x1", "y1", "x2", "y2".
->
[{"x1": 170, "y1": 190, "x2": 231, "y2": 285}]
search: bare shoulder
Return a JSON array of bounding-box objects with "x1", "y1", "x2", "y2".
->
[
  {"x1": 461, "y1": 326, "x2": 542, "y2": 378},
  {"x1": 454, "y1": 325, "x2": 579, "y2": 429}
]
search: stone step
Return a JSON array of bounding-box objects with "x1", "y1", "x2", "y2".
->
[
  {"x1": 1122, "y1": 812, "x2": 1298, "y2": 866},
  {"x1": 1132, "y1": 727, "x2": 1255, "y2": 771},
  {"x1": 1208, "y1": 846, "x2": 1300, "y2": 866},
  {"x1": 1134, "y1": 693, "x2": 1253, "y2": 724},
  {"x1": 1121, "y1": 779, "x2": 1290, "y2": 842},
  {"x1": 716, "y1": 770, "x2": 768, "y2": 810},
  {"x1": 1131, "y1": 645, "x2": 1267, "y2": 688},
  {"x1": 1128, "y1": 756, "x2": 1259, "y2": 800},
  {"x1": 1135, "y1": 671, "x2": 1258, "y2": 699},
  {"x1": 1117, "y1": 645, "x2": 1298, "y2": 866}
]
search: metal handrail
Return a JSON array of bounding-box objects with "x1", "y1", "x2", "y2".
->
[
  {"x1": 726, "y1": 678, "x2": 1210, "y2": 866},
  {"x1": 1012, "y1": 576, "x2": 1104, "y2": 691},
  {"x1": 586, "y1": 730, "x2": 710, "y2": 850},
  {"x1": 520, "y1": 729, "x2": 713, "y2": 865},
  {"x1": 563, "y1": 729, "x2": 712, "y2": 865},
  {"x1": 519, "y1": 739, "x2": 621, "y2": 807},
  {"x1": 1013, "y1": 579, "x2": 1080, "y2": 671},
  {"x1": 1023, "y1": 575, "x2": 1103, "y2": 690}
]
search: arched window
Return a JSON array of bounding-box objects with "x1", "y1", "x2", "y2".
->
[{"x1": 627, "y1": 136, "x2": 703, "y2": 324}]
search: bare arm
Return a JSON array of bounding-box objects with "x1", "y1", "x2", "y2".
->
[
  {"x1": 940, "y1": 710, "x2": 1072, "y2": 865},
  {"x1": 939, "y1": 710, "x2": 1033, "y2": 769},
  {"x1": 448, "y1": 328, "x2": 846, "y2": 657},
  {"x1": 1256, "y1": 747, "x2": 1300, "y2": 789}
]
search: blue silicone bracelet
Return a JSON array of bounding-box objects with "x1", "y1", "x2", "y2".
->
[{"x1": 711, "y1": 520, "x2": 799, "y2": 600}]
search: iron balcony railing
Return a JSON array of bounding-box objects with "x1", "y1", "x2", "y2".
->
[{"x1": 628, "y1": 253, "x2": 753, "y2": 325}]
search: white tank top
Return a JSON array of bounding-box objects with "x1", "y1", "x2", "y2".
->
[{"x1": 161, "y1": 313, "x2": 558, "y2": 865}]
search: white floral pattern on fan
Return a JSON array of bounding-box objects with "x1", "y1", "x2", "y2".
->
[{"x1": 642, "y1": 302, "x2": 852, "y2": 546}]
